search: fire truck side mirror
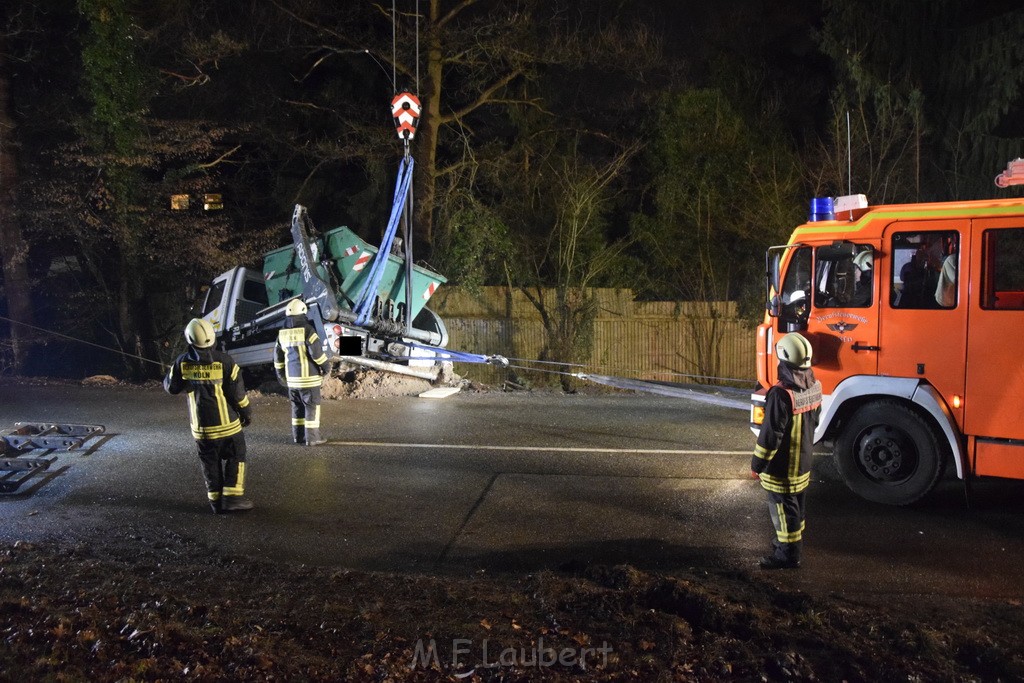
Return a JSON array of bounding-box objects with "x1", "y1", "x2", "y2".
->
[
  {"x1": 767, "y1": 294, "x2": 781, "y2": 317},
  {"x1": 778, "y1": 291, "x2": 809, "y2": 331}
]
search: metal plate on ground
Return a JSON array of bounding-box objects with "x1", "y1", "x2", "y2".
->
[
  {"x1": 0, "y1": 422, "x2": 106, "y2": 495},
  {"x1": 1, "y1": 423, "x2": 105, "y2": 452},
  {"x1": 418, "y1": 387, "x2": 461, "y2": 399}
]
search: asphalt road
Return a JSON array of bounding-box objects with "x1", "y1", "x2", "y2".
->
[{"x1": 3, "y1": 381, "x2": 1024, "y2": 600}]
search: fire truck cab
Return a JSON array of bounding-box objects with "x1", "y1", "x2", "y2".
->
[{"x1": 751, "y1": 193, "x2": 1024, "y2": 505}]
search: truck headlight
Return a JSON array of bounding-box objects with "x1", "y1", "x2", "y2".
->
[{"x1": 751, "y1": 405, "x2": 765, "y2": 426}]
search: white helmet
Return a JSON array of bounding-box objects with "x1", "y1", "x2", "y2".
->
[
  {"x1": 776, "y1": 332, "x2": 813, "y2": 369},
  {"x1": 852, "y1": 249, "x2": 873, "y2": 272},
  {"x1": 184, "y1": 318, "x2": 216, "y2": 349},
  {"x1": 285, "y1": 298, "x2": 308, "y2": 316}
]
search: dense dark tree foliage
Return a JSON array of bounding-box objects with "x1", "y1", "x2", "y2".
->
[
  {"x1": 0, "y1": 41, "x2": 33, "y2": 373},
  {"x1": 7, "y1": 0, "x2": 272, "y2": 377},
  {"x1": 0, "y1": 0, "x2": 1020, "y2": 377},
  {"x1": 818, "y1": 0, "x2": 1024, "y2": 200},
  {"x1": 630, "y1": 89, "x2": 803, "y2": 306}
]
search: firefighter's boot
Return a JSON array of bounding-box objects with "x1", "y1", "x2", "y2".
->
[
  {"x1": 758, "y1": 541, "x2": 801, "y2": 570},
  {"x1": 221, "y1": 496, "x2": 254, "y2": 512},
  {"x1": 305, "y1": 426, "x2": 326, "y2": 446}
]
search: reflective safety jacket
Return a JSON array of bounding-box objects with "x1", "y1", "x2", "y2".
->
[
  {"x1": 274, "y1": 317, "x2": 330, "y2": 389},
  {"x1": 752, "y1": 364, "x2": 822, "y2": 494},
  {"x1": 164, "y1": 346, "x2": 251, "y2": 440}
]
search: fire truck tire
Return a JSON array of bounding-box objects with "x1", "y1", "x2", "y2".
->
[{"x1": 834, "y1": 400, "x2": 946, "y2": 506}]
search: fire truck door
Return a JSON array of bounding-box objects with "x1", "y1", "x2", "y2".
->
[
  {"x1": 964, "y1": 219, "x2": 1024, "y2": 477},
  {"x1": 878, "y1": 222, "x2": 969, "y2": 409},
  {"x1": 807, "y1": 240, "x2": 879, "y2": 385}
]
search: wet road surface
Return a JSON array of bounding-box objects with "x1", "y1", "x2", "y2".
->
[{"x1": 2, "y1": 381, "x2": 1024, "y2": 600}]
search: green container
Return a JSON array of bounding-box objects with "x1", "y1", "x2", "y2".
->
[{"x1": 262, "y1": 225, "x2": 446, "y2": 324}]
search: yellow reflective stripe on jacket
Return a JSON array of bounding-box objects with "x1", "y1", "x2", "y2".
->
[
  {"x1": 190, "y1": 418, "x2": 242, "y2": 440},
  {"x1": 277, "y1": 325, "x2": 325, "y2": 388},
  {"x1": 788, "y1": 413, "x2": 803, "y2": 480},
  {"x1": 753, "y1": 443, "x2": 775, "y2": 461},
  {"x1": 168, "y1": 349, "x2": 248, "y2": 442},
  {"x1": 758, "y1": 471, "x2": 811, "y2": 494},
  {"x1": 308, "y1": 332, "x2": 328, "y2": 366},
  {"x1": 182, "y1": 361, "x2": 240, "y2": 438}
]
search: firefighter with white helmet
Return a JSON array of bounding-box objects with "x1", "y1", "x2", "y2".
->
[
  {"x1": 850, "y1": 248, "x2": 874, "y2": 307},
  {"x1": 164, "y1": 318, "x2": 254, "y2": 513},
  {"x1": 274, "y1": 298, "x2": 331, "y2": 445},
  {"x1": 852, "y1": 249, "x2": 873, "y2": 272},
  {"x1": 751, "y1": 332, "x2": 821, "y2": 569}
]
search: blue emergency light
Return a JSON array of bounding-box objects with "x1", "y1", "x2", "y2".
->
[{"x1": 808, "y1": 197, "x2": 835, "y2": 222}]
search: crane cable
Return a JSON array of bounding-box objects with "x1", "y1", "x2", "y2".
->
[
  {"x1": 0, "y1": 314, "x2": 167, "y2": 370},
  {"x1": 392, "y1": 0, "x2": 420, "y2": 92}
]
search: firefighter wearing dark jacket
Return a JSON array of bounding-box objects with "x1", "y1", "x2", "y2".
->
[
  {"x1": 275, "y1": 299, "x2": 330, "y2": 446},
  {"x1": 164, "y1": 318, "x2": 254, "y2": 514},
  {"x1": 752, "y1": 332, "x2": 822, "y2": 569}
]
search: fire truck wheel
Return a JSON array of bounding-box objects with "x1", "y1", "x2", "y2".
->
[{"x1": 835, "y1": 400, "x2": 946, "y2": 506}]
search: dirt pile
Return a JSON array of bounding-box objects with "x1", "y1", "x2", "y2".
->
[
  {"x1": 322, "y1": 368, "x2": 433, "y2": 400},
  {"x1": 250, "y1": 362, "x2": 479, "y2": 400},
  {"x1": 2, "y1": 538, "x2": 1023, "y2": 681},
  {"x1": 322, "y1": 362, "x2": 475, "y2": 400}
]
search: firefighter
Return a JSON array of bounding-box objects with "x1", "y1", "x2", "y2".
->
[
  {"x1": 850, "y1": 249, "x2": 873, "y2": 307},
  {"x1": 274, "y1": 298, "x2": 330, "y2": 446},
  {"x1": 752, "y1": 332, "x2": 822, "y2": 569},
  {"x1": 164, "y1": 318, "x2": 254, "y2": 514}
]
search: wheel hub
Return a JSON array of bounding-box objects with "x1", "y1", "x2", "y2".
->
[{"x1": 856, "y1": 426, "x2": 917, "y2": 484}]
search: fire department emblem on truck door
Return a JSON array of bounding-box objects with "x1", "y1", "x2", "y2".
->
[{"x1": 827, "y1": 321, "x2": 859, "y2": 334}]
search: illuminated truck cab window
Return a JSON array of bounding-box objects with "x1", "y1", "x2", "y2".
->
[
  {"x1": 890, "y1": 231, "x2": 959, "y2": 309},
  {"x1": 813, "y1": 243, "x2": 874, "y2": 308}
]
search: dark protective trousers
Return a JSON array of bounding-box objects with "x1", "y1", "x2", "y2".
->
[
  {"x1": 196, "y1": 432, "x2": 247, "y2": 509},
  {"x1": 766, "y1": 490, "x2": 805, "y2": 562},
  {"x1": 288, "y1": 387, "x2": 322, "y2": 444}
]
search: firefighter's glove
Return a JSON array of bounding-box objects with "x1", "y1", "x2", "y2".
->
[{"x1": 239, "y1": 410, "x2": 252, "y2": 428}]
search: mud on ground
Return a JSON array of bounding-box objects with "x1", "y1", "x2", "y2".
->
[{"x1": 1, "y1": 530, "x2": 1023, "y2": 682}]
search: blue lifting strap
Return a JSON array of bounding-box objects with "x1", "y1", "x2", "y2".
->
[
  {"x1": 353, "y1": 156, "x2": 415, "y2": 326},
  {"x1": 390, "y1": 340, "x2": 508, "y2": 366}
]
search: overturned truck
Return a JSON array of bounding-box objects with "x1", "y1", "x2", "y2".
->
[{"x1": 198, "y1": 204, "x2": 449, "y2": 380}]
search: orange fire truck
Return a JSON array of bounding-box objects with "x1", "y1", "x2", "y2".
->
[{"x1": 751, "y1": 189, "x2": 1024, "y2": 505}]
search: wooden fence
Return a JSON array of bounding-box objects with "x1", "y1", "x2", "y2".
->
[{"x1": 429, "y1": 287, "x2": 758, "y2": 386}]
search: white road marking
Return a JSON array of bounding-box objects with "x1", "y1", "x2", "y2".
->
[{"x1": 328, "y1": 441, "x2": 748, "y2": 455}]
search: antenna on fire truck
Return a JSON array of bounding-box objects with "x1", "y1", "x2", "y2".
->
[{"x1": 846, "y1": 110, "x2": 852, "y2": 197}]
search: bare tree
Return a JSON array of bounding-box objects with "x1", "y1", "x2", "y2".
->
[
  {"x1": 808, "y1": 68, "x2": 924, "y2": 204},
  {"x1": 512, "y1": 142, "x2": 639, "y2": 391}
]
